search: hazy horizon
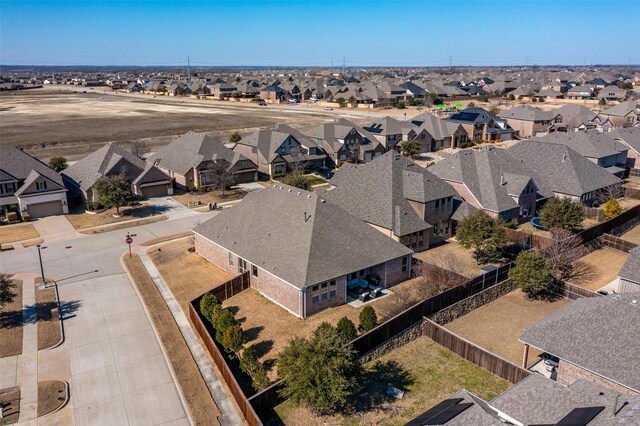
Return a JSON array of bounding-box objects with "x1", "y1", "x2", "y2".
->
[{"x1": 2, "y1": 0, "x2": 639, "y2": 67}]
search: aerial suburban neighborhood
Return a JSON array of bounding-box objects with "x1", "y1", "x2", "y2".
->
[{"x1": 1, "y1": 1, "x2": 639, "y2": 426}]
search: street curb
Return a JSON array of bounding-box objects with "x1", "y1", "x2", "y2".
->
[{"x1": 120, "y1": 253, "x2": 195, "y2": 426}]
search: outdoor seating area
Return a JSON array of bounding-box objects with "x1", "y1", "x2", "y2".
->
[{"x1": 346, "y1": 274, "x2": 390, "y2": 306}]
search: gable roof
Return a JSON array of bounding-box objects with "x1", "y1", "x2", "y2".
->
[
  {"x1": 601, "y1": 99, "x2": 640, "y2": 117},
  {"x1": 552, "y1": 104, "x2": 600, "y2": 127},
  {"x1": 0, "y1": 146, "x2": 66, "y2": 193},
  {"x1": 609, "y1": 127, "x2": 640, "y2": 154},
  {"x1": 62, "y1": 142, "x2": 147, "y2": 191},
  {"x1": 507, "y1": 140, "x2": 621, "y2": 197},
  {"x1": 531, "y1": 130, "x2": 628, "y2": 160},
  {"x1": 236, "y1": 124, "x2": 322, "y2": 163},
  {"x1": 302, "y1": 118, "x2": 382, "y2": 154},
  {"x1": 149, "y1": 132, "x2": 254, "y2": 175},
  {"x1": 498, "y1": 104, "x2": 555, "y2": 122},
  {"x1": 410, "y1": 112, "x2": 465, "y2": 140},
  {"x1": 323, "y1": 151, "x2": 456, "y2": 236},
  {"x1": 193, "y1": 184, "x2": 412, "y2": 289},
  {"x1": 428, "y1": 147, "x2": 551, "y2": 213},
  {"x1": 520, "y1": 293, "x2": 640, "y2": 393},
  {"x1": 363, "y1": 116, "x2": 417, "y2": 137}
]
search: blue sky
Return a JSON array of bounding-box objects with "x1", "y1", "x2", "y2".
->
[{"x1": 1, "y1": 0, "x2": 637, "y2": 66}]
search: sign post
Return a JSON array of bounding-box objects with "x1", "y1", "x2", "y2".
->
[{"x1": 126, "y1": 233, "x2": 133, "y2": 258}]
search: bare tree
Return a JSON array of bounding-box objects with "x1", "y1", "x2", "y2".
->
[
  {"x1": 130, "y1": 140, "x2": 150, "y2": 159},
  {"x1": 609, "y1": 116, "x2": 628, "y2": 129},
  {"x1": 420, "y1": 254, "x2": 470, "y2": 294},
  {"x1": 563, "y1": 114, "x2": 581, "y2": 132},
  {"x1": 541, "y1": 228, "x2": 597, "y2": 283},
  {"x1": 594, "y1": 183, "x2": 623, "y2": 206},
  {"x1": 207, "y1": 161, "x2": 235, "y2": 196}
]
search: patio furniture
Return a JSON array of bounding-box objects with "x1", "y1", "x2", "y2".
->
[
  {"x1": 387, "y1": 386, "x2": 405, "y2": 400},
  {"x1": 359, "y1": 291, "x2": 370, "y2": 302},
  {"x1": 371, "y1": 287, "x2": 382, "y2": 298}
]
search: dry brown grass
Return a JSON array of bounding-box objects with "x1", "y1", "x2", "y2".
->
[
  {"x1": 621, "y1": 224, "x2": 640, "y2": 245},
  {"x1": 273, "y1": 336, "x2": 511, "y2": 426},
  {"x1": 414, "y1": 240, "x2": 495, "y2": 278},
  {"x1": 36, "y1": 286, "x2": 61, "y2": 350},
  {"x1": 572, "y1": 248, "x2": 629, "y2": 291},
  {"x1": 0, "y1": 279, "x2": 23, "y2": 357},
  {"x1": 0, "y1": 387, "x2": 20, "y2": 423},
  {"x1": 148, "y1": 239, "x2": 233, "y2": 312},
  {"x1": 65, "y1": 204, "x2": 161, "y2": 230},
  {"x1": 0, "y1": 224, "x2": 40, "y2": 243},
  {"x1": 122, "y1": 253, "x2": 222, "y2": 425},
  {"x1": 79, "y1": 215, "x2": 167, "y2": 235},
  {"x1": 37, "y1": 380, "x2": 67, "y2": 417},
  {"x1": 172, "y1": 189, "x2": 245, "y2": 208},
  {"x1": 445, "y1": 289, "x2": 570, "y2": 365},
  {"x1": 139, "y1": 231, "x2": 193, "y2": 246}
]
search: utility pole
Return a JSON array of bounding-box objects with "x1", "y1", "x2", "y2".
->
[
  {"x1": 343, "y1": 56, "x2": 345, "y2": 75},
  {"x1": 187, "y1": 56, "x2": 191, "y2": 82},
  {"x1": 449, "y1": 56, "x2": 452, "y2": 71}
]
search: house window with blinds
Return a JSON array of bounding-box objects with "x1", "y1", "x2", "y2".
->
[{"x1": 311, "y1": 280, "x2": 337, "y2": 303}]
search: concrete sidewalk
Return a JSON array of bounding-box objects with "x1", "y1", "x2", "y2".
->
[{"x1": 138, "y1": 249, "x2": 242, "y2": 426}]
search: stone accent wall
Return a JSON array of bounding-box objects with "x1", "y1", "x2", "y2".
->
[
  {"x1": 429, "y1": 280, "x2": 515, "y2": 325},
  {"x1": 557, "y1": 361, "x2": 639, "y2": 396},
  {"x1": 359, "y1": 321, "x2": 425, "y2": 363}
]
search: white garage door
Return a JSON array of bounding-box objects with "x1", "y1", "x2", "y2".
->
[{"x1": 28, "y1": 201, "x2": 63, "y2": 218}]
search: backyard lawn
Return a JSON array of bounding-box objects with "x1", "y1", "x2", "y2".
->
[
  {"x1": 444, "y1": 289, "x2": 570, "y2": 366},
  {"x1": 0, "y1": 224, "x2": 40, "y2": 244},
  {"x1": 414, "y1": 239, "x2": 499, "y2": 278},
  {"x1": 147, "y1": 238, "x2": 233, "y2": 312},
  {"x1": 65, "y1": 204, "x2": 162, "y2": 230},
  {"x1": 570, "y1": 248, "x2": 629, "y2": 291},
  {"x1": 621, "y1": 224, "x2": 640, "y2": 245},
  {"x1": 271, "y1": 336, "x2": 511, "y2": 426}
]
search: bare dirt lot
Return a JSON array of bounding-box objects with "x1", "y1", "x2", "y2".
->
[
  {"x1": 621, "y1": 224, "x2": 640, "y2": 245},
  {"x1": 444, "y1": 289, "x2": 570, "y2": 365},
  {"x1": 0, "y1": 89, "x2": 336, "y2": 161}
]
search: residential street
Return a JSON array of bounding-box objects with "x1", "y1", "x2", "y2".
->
[{"x1": 0, "y1": 206, "x2": 241, "y2": 425}]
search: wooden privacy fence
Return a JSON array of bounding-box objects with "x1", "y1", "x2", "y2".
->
[
  {"x1": 600, "y1": 233, "x2": 639, "y2": 253},
  {"x1": 423, "y1": 319, "x2": 531, "y2": 384},
  {"x1": 350, "y1": 263, "x2": 512, "y2": 356},
  {"x1": 188, "y1": 297, "x2": 264, "y2": 426},
  {"x1": 557, "y1": 281, "x2": 602, "y2": 300},
  {"x1": 206, "y1": 271, "x2": 250, "y2": 302}
]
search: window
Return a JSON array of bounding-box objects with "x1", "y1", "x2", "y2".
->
[
  {"x1": 251, "y1": 265, "x2": 258, "y2": 278},
  {"x1": 36, "y1": 181, "x2": 47, "y2": 190},
  {"x1": 311, "y1": 280, "x2": 337, "y2": 303},
  {"x1": 238, "y1": 258, "x2": 247, "y2": 273},
  {"x1": 228, "y1": 252, "x2": 234, "y2": 267},
  {"x1": 121, "y1": 164, "x2": 128, "y2": 173},
  {"x1": 402, "y1": 256, "x2": 409, "y2": 272}
]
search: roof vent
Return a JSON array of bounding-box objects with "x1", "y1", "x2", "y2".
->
[
  {"x1": 500, "y1": 175, "x2": 505, "y2": 186},
  {"x1": 320, "y1": 199, "x2": 326, "y2": 203},
  {"x1": 297, "y1": 191, "x2": 301, "y2": 195},
  {"x1": 632, "y1": 299, "x2": 638, "y2": 306},
  {"x1": 288, "y1": 189, "x2": 292, "y2": 192},
  {"x1": 307, "y1": 194, "x2": 311, "y2": 198},
  {"x1": 562, "y1": 153, "x2": 567, "y2": 162}
]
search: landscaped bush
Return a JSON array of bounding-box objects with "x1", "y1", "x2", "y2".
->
[
  {"x1": 6, "y1": 212, "x2": 17, "y2": 223},
  {"x1": 199, "y1": 292, "x2": 220, "y2": 324},
  {"x1": 601, "y1": 197, "x2": 622, "y2": 219},
  {"x1": 509, "y1": 251, "x2": 555, "y2": 298},
  {"x1": 359, "y1": 306, "x2": 378, "y2": 332},
  {"x1": 508, "y1": 94, "x2": 516, "y2": 100},
  {"x1": 240, "y1": 345, "x2": 270, "y2": 391},
  {"x1": 336, "y1": 317, "x2": 357, "y2": 341},
  {"x1": 22, "y1": 213, "x2": 31, "y2": 222},
  {"x1": 540, "y1": 198, "x2": 584, "y2": 231},
  {"x1": 85, "y1": 201, "x2": 104, "y2": 212},
  {"x1": 458, "y1": 140, "x2": 475, "y2": 149}
]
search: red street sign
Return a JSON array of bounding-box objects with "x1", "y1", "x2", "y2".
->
[{"x1": 126, "y1": 237, "x2": 133, "y2": 244}]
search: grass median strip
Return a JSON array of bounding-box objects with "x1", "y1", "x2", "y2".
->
[
  {"x1": 0, "y1": 387, "x2": 21, "y2": 423},
  {"x1": 36, "y1": 285, "x2": 61, "y2": 351},
  {"x1": 123, "y1": 253, "x2": 222, "y2": 425},
  {"x1": 79, "y1": 215, "x2": 167, "y2": 234},
  {"x1": 0, "y1": 279, "x2": 23, "y2": 357}
]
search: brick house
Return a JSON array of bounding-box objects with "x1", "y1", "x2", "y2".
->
[
  {"x1": 499, "y1": 104, "x2": 563, "y2": 138},
  {"x1": 149, "y1": 132, "x2": 258, "y2": 191},
  {"x1": 429, "y1": 146, "x2": 550, "y2": 223},
  {"x1": 520, "y1": 293, "x2": 640, "y2": 396},
  {"x1": 323, "y1": 151, "x2": 458, "y2": 251},
  {"x1": 444, "y1": 108, "x2": 515, "y2": 142},
  {"x1": 193, "y1": 184, "x2": 413, "y2": 318}
]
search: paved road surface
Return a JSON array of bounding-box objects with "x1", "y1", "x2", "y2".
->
[{"x1": 0, "y1": 210, "x2": 242, "y2": 426}]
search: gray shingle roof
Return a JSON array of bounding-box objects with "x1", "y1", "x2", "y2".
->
[
  {"x1": 428, "y1": 147, "x2": 551, "y2": 213},
  {"x1": 323, "y1": 152, "x2": 455, "y2": 237},
  {"x1": 531, "y1": 130, "x2": 628, "y2": 160},
  {"x1": 302, "y1": 118, "x2": 382, "y2": 154},
  {"x1": 499, "y1": 104, "x2": 555, "y2": 121},
  {"x1": 63, "y1": 142, "x2": 147, "y2": 191},
  {"x1": 149, "y1": 132, "x2": 253, "y2": 175},
  {"x1": 192, "y1": 184, "x2": 412, "y2": 289},
  {"x1": 236, "y1": 124, "x2": 322, "y2": 163},
  {"x1": 610, "y1": 127, "x2": 640, "y2": 154},
  {"x1": 410, "y1": 112, "x2": 464, "y2": 140},
  {"x1": 0, "y1": 146, "x2": 65, "y2": 192},
  {"x1": 601, "y1": 99, "x2": 640, "y2": 117},
  {"x1": 619, "y1": 246, "x2": 640, "y2": 284},
  {"x1": 520, "y1": 293, "x2": 640, "y2": 393},
  {"x1": 507, "y1": 140, "x2": 621, "y2": 197},
  {"x1": 491, "y1": 374, "x2": 640, "y2": 425}
]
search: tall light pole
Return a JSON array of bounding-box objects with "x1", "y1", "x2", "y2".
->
[{"x1": 37, "y1": 244, "x2": 46, "y2": 288}]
